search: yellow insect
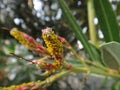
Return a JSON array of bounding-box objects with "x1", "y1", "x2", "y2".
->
[
  {"x1": 42, "y1": 27, "x2": 63, "y2": 61},
  {"x1": 41, "y1": 28, "x2": 63, "y2": 74},
  {"x1": 10, "y1": 27, "x2": 63, "y2": 75}
]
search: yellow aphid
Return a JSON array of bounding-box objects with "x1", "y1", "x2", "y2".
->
[
  {"x1": 42, "y1": 27, "x2": 63, "y2": 60},
  {"x1": 10, "y1": 28, "x2": 30, "y2": 48},
  {"x1": 10, "y1": 27, "x2": 64, "y2": 75},
  {"x1": 40, "y1": 27, "x2": 63, "y2": 75}
]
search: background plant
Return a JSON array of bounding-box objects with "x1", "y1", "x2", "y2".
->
[{"x1": 0, "y1": 0, "x2": 120, "y2": 90}]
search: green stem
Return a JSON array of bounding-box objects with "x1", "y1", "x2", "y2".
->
[
  {"x1": 40, "y1": 65, "x2": 120, "y2": 88},
  {"x1": 62, "y1": 37, "x2": 88, "y2": 67},
  {"x1": 69, "y1": 46, "x2": 87, "y2": 67},
  {"x1": 70, "y1": 65, "x2": 120, "y2": 78},
  {"x1": 66, "y1": 42, "x2": 110, "y2": 72},
  {"x1": 68, "y1": 46, "x2": 119, "y2": 77},
  {"x1": 87, "y1": 0, "x2": 98, "y2": 46},
  {"x1": 39, "y1": 70, "x2": 71, "y2": 88},
  {"x1": 85, "y1": 60, "x2": 109, "y2": 71},
  {"x1": 37, "y1": 63, "x2": 120, "y2": 89}
]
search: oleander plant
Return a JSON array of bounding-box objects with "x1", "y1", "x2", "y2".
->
[{"x1": 1, "y1": 0, "x2": 120, "y2": 90}]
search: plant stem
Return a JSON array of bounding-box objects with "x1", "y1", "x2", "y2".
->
[
  {"x1": 69, "y1": 46, "x2": 87, "y2": 67},
  {"x1": 67, "y1": 45, "x2": 120, "y2": 78},
  {"x1": 87, "y1": 0, "x2": 98, "y2": 46},
  {"x1": 66, "y1": 42, "x2": 110, "y2": 72},
  {"x1": 85, "y1": 60, "x2": 109, "y2": 71},
  {"x1": 39, "y1": 70, "x2": 70, "y2": 88},
  {"x1": 70, "y1": 65, "x2": 120, "y2": 78},
  {"x1": 36, "y1": 62, "x2": 120, "y2": 89},
  {"x1": 39, "y1": 64, "x2": 120, "y2": 89}
]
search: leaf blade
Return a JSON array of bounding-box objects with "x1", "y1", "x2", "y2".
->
[
  {"x1": 58, "y1": 0, "x2": 100, "y2": 62},
  {"x1": 100, "y1": 42, "x2": 120, "y2": 70},
  {"x1": 93, "y1": 0, "x2": 120, "y2": 42}
]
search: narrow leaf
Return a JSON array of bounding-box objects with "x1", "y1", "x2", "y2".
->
[
  {"x1": 58, "y1": 0, "x2": 100, "y2": 61},
  {"x1": 93, "y1": 0, "x2": 120, "y2": 42}
]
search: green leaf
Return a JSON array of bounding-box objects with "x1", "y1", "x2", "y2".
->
[
  {"x1": 111, "y1": 81, "x2": 120, "y2": 90},
  {"x1": 116, "y1": 2, "x2": 120, "y2": 16},
  {"x1": 58, "y1": 0, "x2": 100, "y2": 62},
  {"x1": 93, "y1": 0, "x2": 120, "y2": 42},
  {"x1": 100, "y1": 42, "x2": 120, "y2": 70}
]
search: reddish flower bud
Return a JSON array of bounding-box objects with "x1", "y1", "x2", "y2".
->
[{"x1": 10, "y1": 28, "x2": 49, "y2": 55}]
